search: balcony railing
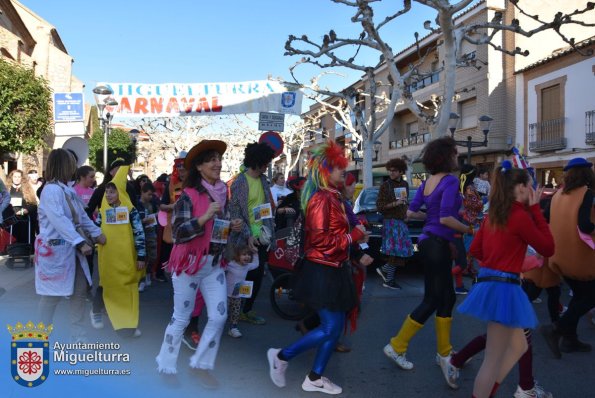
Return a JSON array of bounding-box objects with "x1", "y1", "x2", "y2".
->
[
  {"x1": 405, "y1": 72, "x2": 440, "y2": 94},
  {"x1": 529, "y1": 118, "x2": 566, "y2": 152},
  {"x1": 390, "y1": 132, "x2": 432, "y2": 149},
  {"x1": 586, "y1": 110, "x2": 595, "y2": 145}
]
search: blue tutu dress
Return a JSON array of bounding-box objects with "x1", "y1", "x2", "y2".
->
[{"x1": 457, "y1": 267, "x2": 538, "y2": 329}]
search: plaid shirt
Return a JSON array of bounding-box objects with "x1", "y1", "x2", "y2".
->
[
  {"x1": 171, "y1": 188, "x2": 227, "y2": 258},
  {"x1": 171, "y1": 191, "x2": 205, "y2": 244}
]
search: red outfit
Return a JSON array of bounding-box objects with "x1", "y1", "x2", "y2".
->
[
  {"x1": 304, "y1": 188, "x2": 364, "y2": 267},
  {"x1": 470, "y1": 202, "x2": 554, "y2": 273}
]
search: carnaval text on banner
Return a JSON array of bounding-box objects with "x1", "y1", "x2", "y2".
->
[{"x1": 98, "y1": 81, "x2": 303, "y2": 117}]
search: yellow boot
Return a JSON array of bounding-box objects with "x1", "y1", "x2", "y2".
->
[
  {"x1": 390, "y1": 315, "x2": 423, "y2": 354},
  {"x1": 435, "y1": 316, "x2": 453, "y2": 357}
]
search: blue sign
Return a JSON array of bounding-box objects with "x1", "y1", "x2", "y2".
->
[{"x1": 54, "y1": 92, "x2": 84, "y2": 122}]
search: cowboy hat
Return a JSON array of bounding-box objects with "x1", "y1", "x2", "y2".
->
[{"x1": 184, "y1": 140, "x2": 227, "y2": 170}]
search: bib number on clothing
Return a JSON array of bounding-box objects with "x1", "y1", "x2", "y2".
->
[
  {"x1": 211, "y1": 218, "x2": 230, "y2": 244},
  {"x1": 252, "y1": 203, "x2": 273, "y2": 221},
  {"x1": 105, "y1": 207, "x2": 129, "y2": 225}
]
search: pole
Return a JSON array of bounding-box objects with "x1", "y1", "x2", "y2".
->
[
  {"x1": 103, "y1": 119, "x2": 108, "y2": 173},
  {"x1": 466, "y1": 136, "x2": 472, "y2": 164}
]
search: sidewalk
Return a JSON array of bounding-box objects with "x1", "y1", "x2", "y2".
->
[{"x1": 0, "y1": 254, "x2": 35, "y2": 296}]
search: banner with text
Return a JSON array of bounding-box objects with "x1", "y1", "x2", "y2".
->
[{"x1": 99, "y1": 81, "x2": 302, "y2": 117}]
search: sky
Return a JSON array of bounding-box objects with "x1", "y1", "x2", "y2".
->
[{"x1": 17, "y1": 0, "x2": 442, "y2": 112}]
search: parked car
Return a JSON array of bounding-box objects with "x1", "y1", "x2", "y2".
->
[{"x1": 352, "y1": 186, "x2": 424, "y2": 267}]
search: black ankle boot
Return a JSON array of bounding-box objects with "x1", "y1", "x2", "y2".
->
[{"x1": 560, "y1": 335, "x2": 592, "y2": 353}]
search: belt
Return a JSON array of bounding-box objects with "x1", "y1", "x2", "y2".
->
[
  {"x1": 47, "y1": 239, "x2": 67, "y2": 246},
  {"x1": 476, "y1": 276, "x2": 521, "y2": 285}
]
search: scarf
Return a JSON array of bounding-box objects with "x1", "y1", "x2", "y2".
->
[{"x1": 201, "y1": 179, "x2": 227, "y2": 208}]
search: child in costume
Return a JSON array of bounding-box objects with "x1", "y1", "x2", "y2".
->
[
  {"x1": 96, "y1": 166, "x2": 146, "y2": 338},
  {"x1": 225, "y1": 244, "x2": 259, "y2": 338},
  {"x1": 457, "y1": 161, "x2": 554, "y2": 398},
  {"x1": 137, "y1": 182, "x2": 159, "y2": 292}
]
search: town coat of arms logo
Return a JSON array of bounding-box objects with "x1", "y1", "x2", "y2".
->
[
  {"x1": 7, "y1": 321, "x2": 53, "y2": 387},
  {"x1": 281, "y1": 91, "x2": 296, "y2": 108}
]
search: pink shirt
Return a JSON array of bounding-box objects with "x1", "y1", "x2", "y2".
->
[{"x1": 73, "y1": 184, "x2": 94, "y2": 206}]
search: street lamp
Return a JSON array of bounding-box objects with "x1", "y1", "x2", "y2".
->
[
  {"x1": 350, "y1": 140, "x2": 363, "y2": 166},
  {"x1": 449, "y1": 113, "x2": 493, "y2": 164},
  {"x1": 373, "y1": 140, "x2": 382, "y2": 161},
  {"x1": 93, "y1": 85, "x2": 119, "y2": 173}
]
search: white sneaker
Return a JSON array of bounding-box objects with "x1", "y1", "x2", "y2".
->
[
  {"x1": 267, "y1": 348, "x2": 288, "y2": 387},
  {"x1": 132, "y1": 329, "x2": 142, "y2": 338},
  {"x1": 438, "y1": 352, "x2": 459, "y2": 389},
  {"x1": 138, "y1": 281, "x2": 146, "y2": 292},
  {"x1": 89, "y1": 309, "x2": 104, "y2": 329},
  {"x1": 302, "y1": 375, "x2": 342, "y2": 395},
  {"x1": 435, "y1": 352, "x2": 472, "y2": 368},
  {"x1": 383, "y1": 344, "x2": 413, "y2": 370},
  {"x1": 145, "y1": 274, "x2": 152, "y2": 287},
  {"x1": 228, "y1": 327, "x2": 243, "y2": 338},
  {"x1": 513, "y1": 381, "x2": 553, "y2": 398}
]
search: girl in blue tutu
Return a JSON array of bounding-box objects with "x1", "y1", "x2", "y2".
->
[{"x1": 457, "y1": 161, "x2": 554, "y2": 398}]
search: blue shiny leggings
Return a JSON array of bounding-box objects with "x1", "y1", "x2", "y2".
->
[{"x1": 281, "y1": 308, "x2": 345, "y2": 375}]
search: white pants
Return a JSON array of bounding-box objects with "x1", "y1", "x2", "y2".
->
[{"x1": 156, "y1": 256, "x2": 227, "y2": 372}]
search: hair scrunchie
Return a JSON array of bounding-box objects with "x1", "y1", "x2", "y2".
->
[{"x1": 500, "y1": 159, "x2": 513, "y2": 173}]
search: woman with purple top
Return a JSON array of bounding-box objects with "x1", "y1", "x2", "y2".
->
[{"x1": 383, "y1": 137, "x2": 474, "y2": 389}]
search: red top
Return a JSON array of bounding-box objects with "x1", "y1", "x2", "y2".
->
[
  {"x1": 304, "y1": 188, "x2": 364, "y2": 267},
  {"x1": 470, "y1": 202, "x2": 554, "y2": 273}
]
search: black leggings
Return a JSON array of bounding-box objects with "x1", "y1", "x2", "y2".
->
[
  {"x1": 242, "y1": 245, "x2": 269, "y2": 314},
  {"x1": 410, "y1": 236, "x2": 456, "y2": 323},
  {"x1": 522, "y1": 280, "x2": 562, "y2": 323},
  {"x1": 557, "y1": 277, "x2": 595, "y2": 336}
]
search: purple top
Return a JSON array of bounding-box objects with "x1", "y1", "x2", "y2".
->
[{"x1": 409, "y1": 175, "x2": 462, "y2": 242}]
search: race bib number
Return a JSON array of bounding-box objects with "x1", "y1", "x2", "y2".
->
[
  {"x1": 211, "y1": 218, "x2": 230, "y2": 244},
  {"x1": 145, "y1": 213, "x2": 158, "y2": 227},
  {"x1": 10, "y1": 197, "x2": 22, "y2": 207},
  {"x1": 252, "y1": 203, "x2": 273, "y2": 221},
  {"x1": 105, "y1": 206, "x2": 129, "y2": 225},
  {"x1": 233, "y1": 281, "x2": 254, "y2": 298},
  {"x1": 394, "y1": 187, "x2": 407, "y2": 201}
]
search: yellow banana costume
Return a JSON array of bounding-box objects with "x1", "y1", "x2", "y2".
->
[{"x1": 97, "y1": 166, "x2": 143, "y2": 330}]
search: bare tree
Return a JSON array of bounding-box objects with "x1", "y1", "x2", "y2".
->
[{"x1": 284, "y1": 0, "x2": 594, "y2": 186}]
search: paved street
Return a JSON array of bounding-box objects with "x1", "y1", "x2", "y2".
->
[{"x1": 0, "y1": 257, "x2": 593, "y2": 397}]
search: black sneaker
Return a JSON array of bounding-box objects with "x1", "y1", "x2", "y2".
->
[
  {"x1": 383, "y1": 280, "x2": 402, "y2": 290},
  {"x1": 182, "y1": 332, "x2": 199, "y2": 351},
  {"x1": 376, "y1": 267, "x2": 388, "y2": 283}
]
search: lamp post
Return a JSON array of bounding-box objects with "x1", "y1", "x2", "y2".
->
[
  {"x1": 373, "y1": 140, "x2": 382, "y2": 161},
  {"x1": 349, "y1": 140, "x2": 363, "y2": 166},
  {"x1": 448, "y1": 113, "x2": 493, "y2": 164},
  {"x1": 93, "y1": 86, "x2": 119, "y2": 172}
]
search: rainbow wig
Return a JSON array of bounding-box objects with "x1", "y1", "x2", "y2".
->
[{"x1": 301, "y1": 139, "x2": 349, "y2": 212}]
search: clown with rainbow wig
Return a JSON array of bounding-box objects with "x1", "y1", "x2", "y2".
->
[{"x1": 267, "y1": 140, "x2": 370, "y2": 395}]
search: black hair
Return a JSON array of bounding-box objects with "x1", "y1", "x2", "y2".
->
[
  {"x1": 156, "y1": 173, "x2": 169, "y2": 182},
  {"x1": 421, "y1": 137, "x2": 458, "y2": 174},
  {"x1": 142, "y1": 182, "x2": 156, "y2": 193},
  {"x1": 243, "y1": 142, "x2": 275, "y2": 169},
  {"x1": 105, "y1": 182, "x2": 117, "y2": 191},
  {"x1": 76, "y1": 165, "x2": 95, "y2": 181}
]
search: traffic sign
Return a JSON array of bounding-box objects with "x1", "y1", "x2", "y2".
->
[
  {"x1": 258, "y1": 112, "x2": 284, "y2": 132},
  {"x1": 54, "y1": 92, "x2": 84, "y2": 122},
  {"x1": 259, "y1": 131, "x2": 284, "y2": 158}
]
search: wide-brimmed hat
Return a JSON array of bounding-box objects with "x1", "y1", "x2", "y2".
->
[
  {"x1": 563, "y1": 157, "x2": 593, "y2": 171},
  {"x1": 184, "y1": 140, "x2": 227, "y2": 170}
]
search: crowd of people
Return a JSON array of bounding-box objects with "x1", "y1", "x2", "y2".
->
[{"x1": 0, "y1": 135, "x2": 593, "y2": 396}]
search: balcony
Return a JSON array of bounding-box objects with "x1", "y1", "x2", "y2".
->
[
  {"x1": 586, "y1": 110, "x2": 595, "y2": 145},
  {"x1": 405, "y1": 71, "x2": 440, "y2": 94},
  {"x1": 390, "y1": 132, "x2": 432, "y2": 149},
  {"x1": 529, "y1": 118, "x2": 566, "y2": 152}
]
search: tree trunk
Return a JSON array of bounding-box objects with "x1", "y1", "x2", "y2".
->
[{"x1": 362, "y1": 140, "x2": 373, "y2": 187}]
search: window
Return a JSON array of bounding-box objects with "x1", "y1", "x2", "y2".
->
[
  {"x1": 459, "y1": 98, "x2": 477, "y2": 129},
  {"x1": 406, "y1": 121, "x2": 418, "y2": 138},
  {"x1": 541, "y1": 84, "x2": 561, "y2": 121}
]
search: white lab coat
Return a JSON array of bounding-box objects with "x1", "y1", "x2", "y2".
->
[{"x1": 35, "y1": 182, "x2": 102, "y2": 296}]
